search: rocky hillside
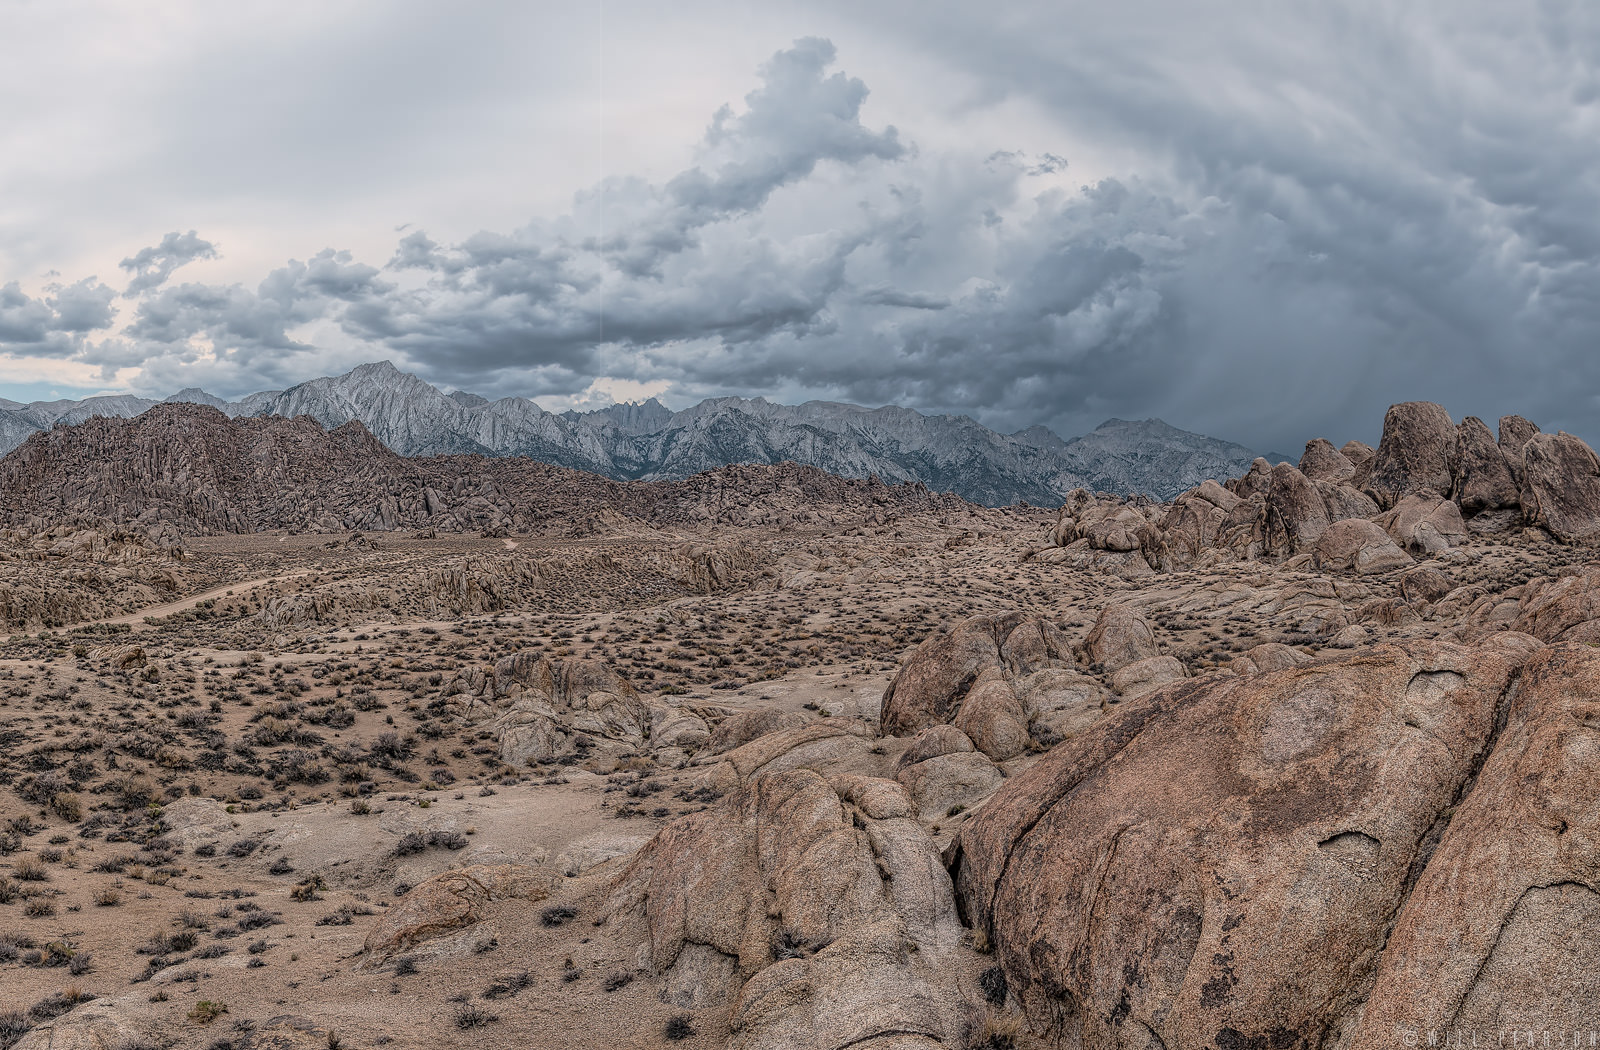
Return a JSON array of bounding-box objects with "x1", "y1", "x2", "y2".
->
[
  {"x1": 0, "y1": 404, "x2": 977, "y2": 535},
  {"x1": 0, "y1": 361, "x2": 1264, "y2": 504}
]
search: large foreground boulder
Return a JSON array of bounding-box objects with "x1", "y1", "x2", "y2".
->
[
  {"x1": 607, "y1": 769, "x2": 967, "y2": 1049},
  {"x1": 1350, "y1": 643, "x2": 1600, "y2": 1040},
  {"x1": 953, "y1": 636, "x2": 1542, "y2": 1048}
]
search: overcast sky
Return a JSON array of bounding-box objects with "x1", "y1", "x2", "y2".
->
[{"x1": 2, "y1": 0, "x2": 1597, "y2": 451}]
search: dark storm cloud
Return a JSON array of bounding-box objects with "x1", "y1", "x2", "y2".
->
[{"x1": 5, "y1": 10, "x2": 1600, "y2": 451}]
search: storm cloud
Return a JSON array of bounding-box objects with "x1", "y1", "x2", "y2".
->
[{"x1": 1, "y1": 3, "x2": 1597, "y2": 450}]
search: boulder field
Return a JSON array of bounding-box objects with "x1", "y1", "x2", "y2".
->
[{"x1": 576, "y1": 402, "x2": 1600, "y2": 1049}]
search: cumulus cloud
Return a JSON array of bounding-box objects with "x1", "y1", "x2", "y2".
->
[
  {"x1": 2, "y1": 13, "x2": 1599, "y2": 451},
  {"x1": 119, "y1": 231, "x2": 219, "y2": 296},
  {"x1": 0, "y1": 278, "x2": 117, "y2": 356}
]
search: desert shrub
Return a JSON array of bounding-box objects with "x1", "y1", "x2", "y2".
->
[
  {"x1": 187, "y1": 1000, "x2": 227, "y2": 1024},
  {"x1": 49, "y1": 793, "x2": 83, "y2": 823},
  {"x1": 0, "y1": 1011, "x2": 30, "y2": 1049},
  {"x1": 451, "y1": 1001, "x2": 496, "y2": 1029},
  {"x1": 540, "y1": 905, "x2": 577, "y2": 928},
  {"x1": 12, "y1": 858, "x2": 47, "y2": 882},
  {"x1": 392, "y1": 832, "x2": 426, "y2": 856},
  {"x1": 664, "y1": 1014, "x2": 697, "y2": 1041}
]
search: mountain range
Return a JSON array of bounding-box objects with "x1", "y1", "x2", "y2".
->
[{"x1": 0, "y1": 361, "x2": 1267, "y2": 505}]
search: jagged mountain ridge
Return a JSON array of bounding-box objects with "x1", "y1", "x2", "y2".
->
[
  {"x1": 0, "y1": 404, "x2": 973, "y2": 535},
  {"x1": 0, "y1": 361, "x2": 1265, "y2": 504}
]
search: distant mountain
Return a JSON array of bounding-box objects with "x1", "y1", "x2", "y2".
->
[
  {"x1": 0, "y1": 361, "x2": 1266, "y2": 505},
  {"x1": 0, "y1": 405, "x2": 970, "y2": 535}
]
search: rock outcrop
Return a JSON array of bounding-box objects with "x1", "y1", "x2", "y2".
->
[
  {"x1": 1452, "y1": 416, "x2": 1519, "y2": 514},
  {"x1": 1349, "y1": 643, "x2": 1600, "y2": 1040},
  {"x1": 879, "y1": 611, "x2": 1077, "y2": 759},
  {"x1": 1519, "y1": 432, "x2": 1600, "y2": 543},
  {"x1": 1298, "y1": 438, "x2": 1355, "y2": 482},
  {"x1": 1312, "y1": 518, "x2": 1413, "y2": 574},
  {"x1": 1048, "y1": 402, "x2": 1600, "y2": 578},
  {"x1": 444, "y1": 654, "x2": 667, "y2": 766},
  {"x1": 363, "y1": 864, "x2": 552, "y2": 959},
  {"x1": 1362, "y1": 401, "x2": 1460, "y2": 509},
  {"x1": 1082, "y1": 604, "x2": 1160, "y2": 673}
]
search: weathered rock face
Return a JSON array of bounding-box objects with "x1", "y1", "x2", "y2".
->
[
  {"x1": 1316, "y1": 481, "x2": 1380, "y2": 523},
  {"x1": 363, "y1": 864, "x2": 552, "y2": 958},
  {"x1": 693, "y1": 720, "x2": 881, "y2": 795},
  {"x1": 1082, "y1": 604, "x2": 1159, "y2": 673},
  {"x1": 1350, "y1": 643, "x2": 1600, "y2": 1041},
  {"x1": 1298, "y1": 437, "x2": 1355, "y2": 482},
  {"x1": 895, "y1": 727, "x2": 1004, "y2": 822},
  {"x1": 1377, "y1": 494, "x2": 1468, "y2": 555},
  {"x1": 1510, "y1": 566, "x2": 1600, "y2": 643},
  {"x1": 1263, "y1": 463, "x2": 1331, "y2": 555},
  {"x1": 1452, "y1": 416, "x2": 1519, "y2": 515},
  {"x1": 712, "y1": 707, "x2": 808, "y2": 753},
  {"x1": 444, "y1": 654, "x2": 650, "y2": 765},
  {"x1": 880, "y1": 613, "x2": 1025, "y2": 737},
  {"x1": 1518, "y1": 431, "x2": 1600, "y2": 543},
  {"x1": 1229, "y1": 458, "x2": 1275, "y2": 499},
  {"x1": 1498, "y1": 414, "x2": 1541, "y2": 485},
  {"x1": 1362, "y1": 401, "x2": 1459, "y2": 509},
  {"x1": 607, "y1": 769, "x2": 967, "y2": 1050},
  {"x1": 879, "y1": 612, "x2": 1072, "y2": 759},
  {"x1": 1150, "y1": 481, "x2": 1257, "y2": 570},
  {"x1": 1311, "y1": 519, "x2": 1412, "y2": 575},
  {"x1": 1398, "y1": 567, "x2": 1453, "y2": 606},
  {"x1": 1228, "y1": 641, "x2": 1312, "y2": 676},
  {"x1": 1340, "y1": 440, "x2": 1376, "y2": 472},
  {"x1": 1109, "y1": 654, "x2": 1186, "y2": 697},
  {"x1": 953, "y1": 638, "x2": 1532, "y2": 1049}
]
